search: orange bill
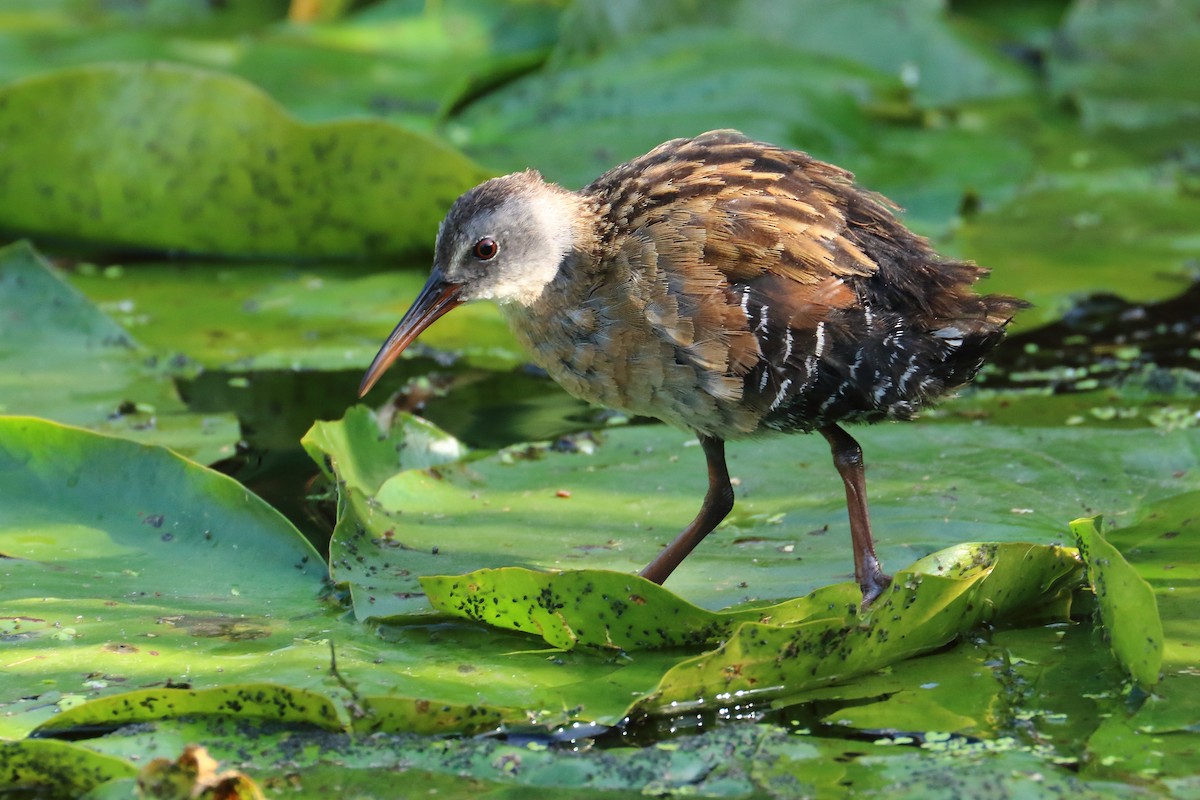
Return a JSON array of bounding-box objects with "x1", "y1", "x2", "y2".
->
[{"x1": 358, "y1": 274, "x2": 464, "y2": 397}]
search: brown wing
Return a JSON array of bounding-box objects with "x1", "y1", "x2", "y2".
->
[{"x1": 586, "y1": 130, "x2": 1023, "y2": 435}]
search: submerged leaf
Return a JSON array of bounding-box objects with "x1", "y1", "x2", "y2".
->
[{"x1": 1071, "y1": 517, "x2": 1163, "y2": 690}]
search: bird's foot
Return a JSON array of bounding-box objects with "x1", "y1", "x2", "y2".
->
[{"x1": 858, "y1": 569, "x2": 892, "y2": 608}]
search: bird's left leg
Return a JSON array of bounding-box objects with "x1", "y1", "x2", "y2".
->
[
  {"x1": 820, "y1": 423, "x2": 892, "y2": 605},
  {"x1": 639, "y1": 435, "x2": 734, "y2": 584}
]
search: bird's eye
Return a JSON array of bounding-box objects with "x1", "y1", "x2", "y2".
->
[{"x1": 472, "y1": 237, "x2": 499, "y2": 261}]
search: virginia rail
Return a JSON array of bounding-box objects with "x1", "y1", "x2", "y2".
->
[{"x1": 360, "y1": 130, "x2": 1024, "y2": 604}]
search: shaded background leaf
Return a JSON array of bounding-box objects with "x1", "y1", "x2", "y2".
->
[{"x1": 0, "y1": 62, "x2": 491, "y2": 257}]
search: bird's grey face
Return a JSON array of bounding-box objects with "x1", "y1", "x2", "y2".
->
[
  {"x1": 358, "y1": 171, "x2": 578, "y2": 396},
  {"x1": 434, "y1": 172, "x2": 577, "y2": 306}
]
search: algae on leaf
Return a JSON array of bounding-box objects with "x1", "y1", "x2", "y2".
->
[
  {"x1": 633, "y1": 543, "x2": 1082, "y2": 715},
  {"x1": 0, "y1": 740, "x2": 137, "y2": 799}
]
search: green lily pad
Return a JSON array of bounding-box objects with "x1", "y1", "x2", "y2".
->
[
  {"x1": 454, "y1": 27, "x2": 886, "y2": 190},
  {"x1": 0, "y1": 416, "x2": 323, "y2": 737},
  {"x1": 306, "y1": 407, "x2": 1200, "y2": 619},
  {"x1": 553, "y1": 0, "x2": 1031, "y2": 108},
  {"x1": 355, "y1": 695, "x2": 520, "y2": 736},
  {"x1": 240, "y1": 0, "x2": 562, "y2": 126},
  {"x1": 0, "y1": 739, "x2": 137, "y2": 799},
  {"x1": 32, "y1": 684, "x2": 343, "y2": 735},
  {"x1": 302, "y1": 405, "x2": 468, "y2": 494},
  {"x1": 456, "y1": 6, "x2": 1035, "y2": 236},
  {"x1": 959, "y1": 164, "x2": 1200, "y2": 328},
  {"x1": 0, "y1": 241, "x2": 238, "y2": 463},
  {"x1": 1071, "y1": 517, "x2": 1163, "y2": 690},
  {"x1": 422, "y1": 568, "x2": 860, "y2": 651},
  {"x1": 0, "y1": 1, "x2": 561, "y2": 129},
  {"x1": 0, "y1": 62, "x2": 491, "y2": 257},
  {"x1": 632, "y1": 542, "x2": 1081, "y2": 715},
  {"x1": 1081, "y1": 492, "x2": 1200, "y2": 778}
]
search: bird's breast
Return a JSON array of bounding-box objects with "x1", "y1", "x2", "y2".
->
[{"x1": 500, "y1": 272, "x2": 763, "y2": 437}]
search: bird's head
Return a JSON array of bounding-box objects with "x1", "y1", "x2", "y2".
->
[{"x1": 359, "y1": 170, "x2": 584, "y2": 396}]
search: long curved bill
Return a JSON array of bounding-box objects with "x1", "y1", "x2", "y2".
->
[{"x1": 358, "y1": 273, "x2": 464, "y2": 397}]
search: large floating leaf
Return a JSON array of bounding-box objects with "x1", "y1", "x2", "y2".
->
[
  {"x1": 454, "y1": 27, "x2": 886, "y2": 190},
  {"x1": 0, "y1": 62, "x2": 491, "y2": 257},
  {"x1": 0, "y1": 416, "x2": 323, "y2": 737},
  {"x1": 456, "y1": 6, "x2": 1034, "y2": 234},
  {"x1": 1071, "y1": 517, "x2": 1163, "y2": 690},
  {"x1": 0, "y1": 1, "x2": 561, "y2": 129},
  {"x1": 0, "y1": 241, "x2": 238, "y2": 462},
  {"x1": 308, "y1": 408, "x2": 1199, "y2": 619},
  {"x1": 959, "y1": 164, "x2": 1200, "y2": 327}
]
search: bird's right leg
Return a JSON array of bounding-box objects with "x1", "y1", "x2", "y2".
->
[{"x1": 639, "y1": 435, "x2": 734, "y2": 584}]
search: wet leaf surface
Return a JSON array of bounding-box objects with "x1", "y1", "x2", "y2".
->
[
  {"x1": 632, "y1": 543, "x2": 1081, "y2": 715},
  {"x1": 0, "y1": 242, "x2": 238, "y2": 463},
  {"x1": 0, "y1": 416, "x2": 323, "y2": 738},
  {"x1": 32, "y1": 684, "x2": 343, "y2": 735}
]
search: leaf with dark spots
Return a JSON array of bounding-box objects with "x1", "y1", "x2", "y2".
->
[
  {"x1": 356, "y1": 696, "x2": 523, "y2": 736},
  {"x1": 0, "y1": 740, "x2": 137, "y2": 797},
  {"x1": 0, "y1": 63, "x2": 492, "y2": 258},
  {"x1": 629, "y1": 543, "x2": 1083, "y2": 715},
  {"x1": 424, "y1": 568, "x2": 765, "y2": 650},
  {"x1": 31, "y1": 685, "x2": 344, "y2": 736}
]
